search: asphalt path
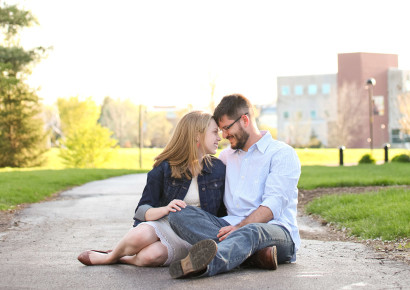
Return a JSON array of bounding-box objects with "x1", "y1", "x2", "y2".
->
[{"x1": 0, "y1": 174, "x2": 409, "y2": 289}]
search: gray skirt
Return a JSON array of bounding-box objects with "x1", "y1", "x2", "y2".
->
[{"x1": 138, "y1": 217, "x2": 192, "y2": 266}]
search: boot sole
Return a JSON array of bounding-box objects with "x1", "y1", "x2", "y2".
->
[
  {"x1": 169, "y1": 239, "x2": 217, "y2": 278},
  {"x1": 272, "y1": 246, "x2": 278, "y2": 270}
]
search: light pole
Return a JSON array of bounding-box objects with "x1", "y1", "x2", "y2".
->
[{"x1": 366, "y1": 78, "x2": 376, "y2": 150}]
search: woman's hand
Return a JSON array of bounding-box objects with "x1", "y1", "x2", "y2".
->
[
  {"x1": 165, "y1": 199, "x2": 187, "y2": 213},
  {"x1": 145, "y1": 199, "x2": 187, "y2": 221}
]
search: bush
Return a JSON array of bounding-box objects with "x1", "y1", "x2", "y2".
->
[
  {"x1": 359, "y1": 154, "x2": 376, "y2": 164},
  {"x1": 391, "y1": 154, "x2": 410, "y2": 163}
]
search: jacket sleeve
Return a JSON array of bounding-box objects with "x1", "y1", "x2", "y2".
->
[
  {"x1": 133, "y1": 163, "x2": 165, "y2": 224},
  {"x1": 213, "y1": 157, "x2": 227, "y2": 217}
]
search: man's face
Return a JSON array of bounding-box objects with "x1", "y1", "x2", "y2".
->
[{"x1": 218, "y1": 114, "x2": 249, "y2": 150}]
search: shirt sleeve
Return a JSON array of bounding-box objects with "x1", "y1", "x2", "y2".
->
[{"x1": 260, "y1": 146, "x2": 301, "y2": 220}]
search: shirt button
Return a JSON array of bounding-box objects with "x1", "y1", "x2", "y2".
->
[{"x1": 241, "y1": 176, "x2": 244, "y2": 179}]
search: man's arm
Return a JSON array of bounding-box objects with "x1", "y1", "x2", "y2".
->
[
  {"x1": 217, "y1": 205, "x2": 273, "y2": 241},
  {"x1": 217, "y1": 145, "x2": 301, "y2": 241}
]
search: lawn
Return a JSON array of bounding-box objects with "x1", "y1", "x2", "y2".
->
[
  {"x1": 0, "y1": 168, "x2": 147, "y2": 211},
  {"x1": 298, "y1": 163, "x2": 410, "y2": 189},
  {"x1": 42, "y1": 148, "x2": 163, "y2": 169},
  {"x1": 42, "y1": 147, "x2": 409, "y2": 169},
  {"x1": 2, "y1": 149, "x2": 409, "y2": 241},
  {"x1": 306, "y1": 187, "x2": 410, "y2": 241}
]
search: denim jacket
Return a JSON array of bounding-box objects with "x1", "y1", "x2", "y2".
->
[{"x1": 133, "y1": 156, "x2": 226, "y2": 226}]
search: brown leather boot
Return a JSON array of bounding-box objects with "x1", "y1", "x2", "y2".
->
[{"x1": 242, "y1": 246, "x2": 278, "y2": 270}]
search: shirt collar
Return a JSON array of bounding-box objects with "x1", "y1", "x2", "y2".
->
[
  {"x1": 251, "y1": 130, "x2": 272, "y2": 154},
  {"x1": 232, "y1": 130, "x2": 272, "y2": 154}
]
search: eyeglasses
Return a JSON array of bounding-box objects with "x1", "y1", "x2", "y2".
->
[{"x1": 221, "y1": 113, "x2": 248, "y2": 132}]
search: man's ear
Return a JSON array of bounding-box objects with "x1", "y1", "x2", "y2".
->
[{"x1": 242, "y1": 114, "x2": 250, "y2": 127}]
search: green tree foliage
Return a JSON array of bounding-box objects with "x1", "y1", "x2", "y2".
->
[
  {"x1": 0, "y1": 3, "x2": 47, "y2": 167},
  {"x1": 145, "y1": 111, "x2": 173, "y2": 148},
  {"x1": 57, "y1": 96, "x2": 117, "y2": 168}
]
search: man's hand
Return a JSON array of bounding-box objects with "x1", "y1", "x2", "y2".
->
[{"x1": 217, "y1": 225, "x2": 238, "y2": 241}]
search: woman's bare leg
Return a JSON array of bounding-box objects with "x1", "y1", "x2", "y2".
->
[
  {"x1": 119, "y1": 241, "x2": 168, "y2": 266},
  {"x1": 87, "y1": 224, "x2": 159, "y2": 265}
]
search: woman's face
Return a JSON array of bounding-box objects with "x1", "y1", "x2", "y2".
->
[{"x1": 203, "y1": 119, "x2": 221, "y2": 155}]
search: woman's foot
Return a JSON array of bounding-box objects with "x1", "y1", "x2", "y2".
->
[{"x1": 77, "y1": 250, "x2": 112, "y2": 266}]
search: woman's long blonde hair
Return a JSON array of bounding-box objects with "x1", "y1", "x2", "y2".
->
[{"x1": 153, "y1": 111, "x2": 213, "y2": 179}]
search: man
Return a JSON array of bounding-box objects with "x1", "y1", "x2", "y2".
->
[{"x1": 168, "y1": 94, "x2": 301, "y2": 278}]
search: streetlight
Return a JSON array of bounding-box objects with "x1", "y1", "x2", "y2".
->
[{"x1": 366, "y1": 78, "x2": 376, "y2": 150}]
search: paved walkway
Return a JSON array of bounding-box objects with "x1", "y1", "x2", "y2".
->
[{"x1": 0, "y1": 174, "x2": 408, "y2": 289}]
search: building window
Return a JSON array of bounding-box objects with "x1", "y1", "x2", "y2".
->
[
  {"x1": 308, "y1": 84, "x2": 317, "y2": 95},
  {"x1": 281, "y1": 86, "x2": 290, "y2": 96},
  {"x1": 405, "y1": 80, "x2": 410, "y2": 92},
  {"x1": 310, "y1": 110, "x2": 316, "y2": 119},
  {"x1": 322, "y1": 84, "x2": 330, "y2": 94},
  {"x1": 392, "y1": 129, "x2": 410, "y2": 143},
  {"x1": 284, "y1": 111, "x2": 289, "y2": 119},
  {"x1": 294, "y1": 85, "x2": 303, "y2": 95}
]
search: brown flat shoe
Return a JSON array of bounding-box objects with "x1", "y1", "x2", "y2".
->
[
  {"x1": 77, "y1": 250, "x2": 110, "y2": 266},
  {"x1": 242, "y1": 246, "x2": 278, "y2": 270}
]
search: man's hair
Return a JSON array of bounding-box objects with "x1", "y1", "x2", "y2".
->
[{"x1": 213, "y1": 94, "x2": 254, "y2": 123}]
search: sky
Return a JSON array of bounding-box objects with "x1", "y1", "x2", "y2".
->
[{"x1": 9, "y1": 0, "x2": 410, "y2": 108}]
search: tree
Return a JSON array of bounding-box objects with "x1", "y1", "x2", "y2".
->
[
  {"x1": 99, "y1": 97, "x2": 140, "y2": 147},
  {"x1": 328, "y1": 82, "x2": 365, "y2": 148},
  {"x1": 57, "y1": 96, "x2": 117, "y2": 168},
  {"x1": 144, "y1": 111, "x2": 173, "y2": 148},
  {"x1": 0, "y1": 3, "x2": 47, "y2": 167},
  {"x1": 398, "y1": 92, "x2": 410, "y2": 135}
]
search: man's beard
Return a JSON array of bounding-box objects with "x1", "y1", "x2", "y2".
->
[{"x1": 230, "y1": 126, "x2": 249, "y2": 150}]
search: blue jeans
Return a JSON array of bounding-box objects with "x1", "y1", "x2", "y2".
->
[{"x1": 168, "y1": 206, "x2": 295, "y2": 277}]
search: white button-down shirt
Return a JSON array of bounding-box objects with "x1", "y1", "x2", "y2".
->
[{"x1": 219, "y1": 131, "x2": 301, "y2": 254}]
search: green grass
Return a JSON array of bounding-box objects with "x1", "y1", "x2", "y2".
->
[
  {"x1": 299, "y1": 163, "x2": 410, "y2": 189},
  {"x1": 295, "y1": 148, "x2": 409, "y2": 165},
  {"x1": 1, "y1": 145, "x2": 407, "y2": 244},
  {"x1": 42, "y1": 147, "x2": 410, "y2": 169},
  {"x1": 306, "y1": 188, "x2": 410, "y2": 240},
  {"x1": 0, "y1": 168, "x2": 147, "y2": 211},
  {"x1": 42, "y1": 148, "x2": 163, "y2": 169}
]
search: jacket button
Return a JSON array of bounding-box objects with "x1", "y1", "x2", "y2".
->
[
  {"x1": 202, "y1": 187, "x2": 205, "y2": 191},
  {"x1": 214, "y1": 183, "x2": 217, "y2": 187}
]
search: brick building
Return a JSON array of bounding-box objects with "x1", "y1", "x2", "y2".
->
[{"x1": 277, "y1": 52, "x2": 409, "y2": 148}]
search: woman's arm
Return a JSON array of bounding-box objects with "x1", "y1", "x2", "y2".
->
[{"x1": 144, "y1": 199, "x2": 187, "y2": 221}]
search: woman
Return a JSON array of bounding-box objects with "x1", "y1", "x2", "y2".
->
[{"x1": 77, "y1": 111, "x2": 225, "y2": 267}]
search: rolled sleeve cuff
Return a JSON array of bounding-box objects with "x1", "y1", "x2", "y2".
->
[
  {"x1": 261, "y1": 198, "x2": 282, "y2": 221},
  {"x1": 134, "y1": 204, "x2": 153, "y2": 221}
]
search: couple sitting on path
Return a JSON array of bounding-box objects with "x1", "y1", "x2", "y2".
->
[{"x1": 78, "y1": 94, "x2": 301, "y2": 278}]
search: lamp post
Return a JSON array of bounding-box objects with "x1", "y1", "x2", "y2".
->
[{"x1": 366, "y1": 78, "x2": 376, "y2": 150}]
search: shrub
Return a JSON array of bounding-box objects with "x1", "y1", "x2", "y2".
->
[
  {"x1": 391, "y1": 154, "x2": 410, "y2": 163},
  {"x1": 358, "y1": 154, "x2": 376, "y2": 164}
]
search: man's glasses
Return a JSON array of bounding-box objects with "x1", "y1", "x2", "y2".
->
[{"x1": 221, "y1": 113, "x2": 248, "y2": 132}]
